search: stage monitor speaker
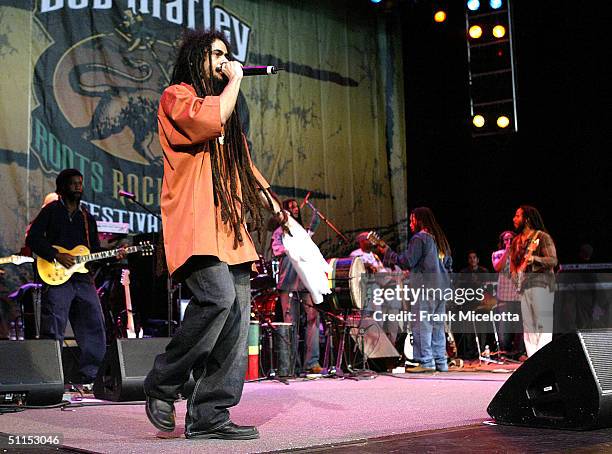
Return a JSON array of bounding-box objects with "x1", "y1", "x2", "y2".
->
[
  {"x1": 93, "y1": 337, "x2": 194, "y2": 402},
  {"x1": 0, "y1": 340, "x2": 64, "y2": 406},
  {"x1": 488, "y1": 329, "x2": 612, "y2": 430},
  {"x1": 348, "y1": 316, "x2": 400, "y2": 371}
]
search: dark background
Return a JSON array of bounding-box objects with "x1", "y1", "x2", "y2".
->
[{"x1": 399, "y1": 0, "x2": 610, "y2": 269}]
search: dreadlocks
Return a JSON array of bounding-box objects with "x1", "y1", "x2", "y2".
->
[
  {"x1": 411, "y1": 207, "x2": 451, "y2": 259},
  {"x1": 518, "y1": 205, "x2": 548, "y2": 233},
  {"x1": 170, "y1": 29, "x2": 267, "y2": 247}
]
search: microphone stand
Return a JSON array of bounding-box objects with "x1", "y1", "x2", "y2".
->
[
  {"x1": 121, "y1": 196, "x2": 177, "y2": 336},
  {"x1": 304, "y1": 200, "x2": 350, "y2": 244}
]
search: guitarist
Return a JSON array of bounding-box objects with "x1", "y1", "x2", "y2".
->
[
  {"x1": 509, "y1": 205, "x2": 557, "y2": 357},
  {"x1": 26, "y1": 168, "x2": 126, "y2": 385}
]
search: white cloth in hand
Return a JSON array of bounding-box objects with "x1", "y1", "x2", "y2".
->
[{"x1": 282, "y1": 215, "x2": 332, "y2": 304}]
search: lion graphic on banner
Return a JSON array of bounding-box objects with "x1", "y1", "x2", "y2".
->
[{"x1": 53, "y1": 11, "x2": 175, "y2": 166}]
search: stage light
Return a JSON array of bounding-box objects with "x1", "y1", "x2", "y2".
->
[
  {"x1": 469, "y1": 25, "x2": 483, "y2": 39},
  {"x1": 434, "y1": 10, "x2": 447, "y2": 23},
  {"x1": 467, "y1": 0, "x2": 480, "y2": 11},
  {"x1": 492, "y1": 25, "x2": 506, "y2": 38},
  {"x1": 490, "y1": 0, "x2": 503, "y2": 9},
  {"x1": 370, "y1": 0, "x2": 383, "y2": 3},
  {"x1": 473, "y1": 115, "x2": 485, "y2": 128},
  {"x1": 497, "y1": 115, "x2": 510, "y2": 128}
]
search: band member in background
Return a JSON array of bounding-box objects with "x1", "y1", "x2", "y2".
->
[
  {"x1": 510, "y1": 205, "x2": 557, "y2": 357},
  {"x1": 350, "y1": 232, "x2": 385, "y2": 273},
  {"x1": 456, "y1": 250, "x2": 489, "y2": 360},
  {"x1": 460, "y1": 250, "x2": 488, "y2": 274},
  {"x1": 492, "y1": 231, "x2": 524, "y2": 359},
  {"x1": 144, "y1": 29, "x2": 285, "y2": 440},
  {"x1": 271, "y1": 199, "x2": 322, "y2": 374},
  {"x1": 22, "y1": 192, "x2": 60, "y2": 257},
  {"x1": 25, "y1": 169, "x2": 117, "y2": 385},
  {"x1": 351, "y1": 231, "x2": 404, "y2": 345},
  {"x1": 378, "y1": 207, "x2": 452, "y2": 372}
]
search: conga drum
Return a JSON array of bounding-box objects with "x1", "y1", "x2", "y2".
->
[
  {"x1": 271, "y1": 322, "x2": 295, "y2": 377},
  {"x1": 246, "y1": 320, "x2": 260, "y2": 380}
]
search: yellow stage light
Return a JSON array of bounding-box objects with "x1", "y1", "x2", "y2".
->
[
  {"x1": 492, "y1": 25, "x2": 506, "y2": 38},
  {"x1": 434, "y1": 10, "x2": 447, "y2": 23},
  {"x1": 497, "y1": 115, "x2": 510, "y2": 128},
  {"x1": 473, "y1": 115, "x2": 485, "y2": 128},
  {"x1": 469, "y1": 25, "x2": 483, "y2": 39}
]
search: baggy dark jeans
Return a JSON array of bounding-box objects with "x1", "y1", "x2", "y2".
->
[
  {"x1": 144, "y1": 257, "x2": 251, "y2": 435},
  {"x1": 40, "y1": 278, "x2": 106, "y2": 380}
]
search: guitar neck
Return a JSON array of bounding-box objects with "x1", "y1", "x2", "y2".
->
[
  {"x1": 122, "y1": 277, "x2": 136, "y2": 337},
  {"x1": 0, "y1": 257, "x2": 12, "y2": 265},
  {"x1": 76, "y1": 246, "x2": 139, "y2": 264}
]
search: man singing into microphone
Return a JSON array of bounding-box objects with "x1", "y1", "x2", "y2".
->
[{"x1": 144, "y1": 29, "x2": 286, "y2": 440}]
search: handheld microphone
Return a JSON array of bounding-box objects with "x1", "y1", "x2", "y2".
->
[
  {"x1": 215, "y1": 64, "x2": 280, "y2": 76},
  {"x1": 243, "y1": 65, "x2": 279, "y2": 76},
  {"x1": 118, "y1": 190, "x2": 135, "y2": 199}
]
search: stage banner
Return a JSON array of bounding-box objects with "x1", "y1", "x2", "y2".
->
[{"x1": 0, "y1": 0, "x2": 406, "y2": 290}]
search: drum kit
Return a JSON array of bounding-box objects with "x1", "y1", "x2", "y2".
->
[
  {"x1": 250, "y1": 256, "x2": 366, "y2": 318},
  {"x1": 249, "y1": 255, "x2": 370, "y2": 380}
]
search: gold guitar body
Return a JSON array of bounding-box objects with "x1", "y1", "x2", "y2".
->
[{"x1": 37, "y1": 245, "x2": 92, "y2": 285}]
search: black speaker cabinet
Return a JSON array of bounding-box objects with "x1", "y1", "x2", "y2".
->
[
  {"x1": 0, "y1": 340, "x2": 64, "y2": 406},
  {"x1": 488, "y1": 329, "x2": 612, "y2": 430},
  {"x1": 93, "y1": 337, "x2": 194, "y2": 402}
]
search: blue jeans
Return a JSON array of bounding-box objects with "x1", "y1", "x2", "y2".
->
[
  {"x1": 411, "y1": 299, "x2": 447, "y2": 369},
  {"x1": 144, "y1": 257, "x2": 251, "y2": 435},
  {"x1": 40, "y1": 277, "x2": 106, "y2": 380}
]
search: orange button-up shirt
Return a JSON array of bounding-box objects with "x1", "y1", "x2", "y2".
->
[{"x1": 158, "y1": 83, "x2": 270, "y2": 275}]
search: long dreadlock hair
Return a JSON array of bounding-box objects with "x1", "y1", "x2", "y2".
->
[
  {"x1": 518, "y1": 205, "x2": 548, "y2": 233},
  {"x1": 411, "y1": 207, "x2": 451, "y2": 259},
  {"x1": 170, "y1": 29, "x2": 268, "y2": 247}
]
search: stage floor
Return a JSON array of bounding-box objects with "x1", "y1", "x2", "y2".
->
[
  {"x1": 0, "y1": 370, "x2": 514, "y2": 453},
  {"x1": 5, "y1": 368, "x2": 612, "y2": 453}
]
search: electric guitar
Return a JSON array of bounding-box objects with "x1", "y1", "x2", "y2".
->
[
  {"x1": 515, "y1": 232, "x2": 540, "y2": 292},
  {"x1": 365, "y1": 231, "x2": 407, "y2": 288},
  {"x1": 0, "y1": 255, "x2": 34, "y2": 266},
  {"x1": 120, "y1": 269, "x2": 137, "y2": 338},
  {"x1": 445, "y1": 321, "x2": 458, "y2": 359},
  {"x1": 367, "y1": 231, "x2": 386, "y2": 250},
  {"x1": 36, "y1": 242, "x2": 154, "y2": 285}
]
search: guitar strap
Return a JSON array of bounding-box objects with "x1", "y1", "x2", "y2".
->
[{"x1": 81, "y1": 207, "x2": 91, "y2": 249}]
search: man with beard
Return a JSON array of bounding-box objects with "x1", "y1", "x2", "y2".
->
[
  {"x1": 271, "y1": 199, "x2": 321, "y2": 374},
  {"x1": 143, "y1": 30, "x2": 286, "y2": 440},
  {"x1": 26, "y1": 169, "x2": 113, "y2": 384},
  {"x1": 510, "y1": 205, "x2": 557, "y2": 357}
]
